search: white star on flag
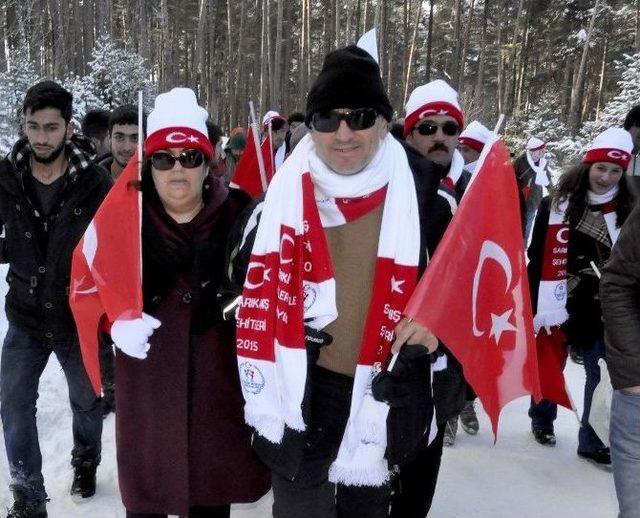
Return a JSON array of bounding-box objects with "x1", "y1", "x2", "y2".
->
[
  {"x1": 263, "y1": 268, "x2": 271, "y2": 282},
  {"x1": 489, "y1": 308, "x2": 517, "y2": 345},
  {"x1": 391, "y1": 276, "x2": 405, "y2": 294},
  {"x1": 188, "y1": 135, "x2": 199, "y2": 143}
]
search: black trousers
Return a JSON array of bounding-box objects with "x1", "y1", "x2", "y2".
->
[
  {"x1": 389, "y1": 423, "x2": 446, "y2": 518},
  {"x1": 126, "y1": 506, "x2": 229, "y2": 518},
  {"x1": 271, "y1": 366, "x2": 391, "y2": 518}
]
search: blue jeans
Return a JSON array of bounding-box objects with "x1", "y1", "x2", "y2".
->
[
  {"x1": 0, "y1": 325, "x2": 103, "y2": 503},
  {"x1": 529, "y1": 338, "x2": 605, "y2": 452},
  {"x1": 611, "y1": 389, "x2": 640, "y2": 518}
]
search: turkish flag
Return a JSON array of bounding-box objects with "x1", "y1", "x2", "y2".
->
[
  {"x1": 69, "y1": 157, "x2": 143, "y2": 395},
  {"x1": 536, "y1": 326, "x2": 572, "y2": 409},
  {"x1": 229, "y1": 127, "x2": 275, "y2": 197},
  {"x1": 404, "y1": 139, "x2": 542, "y2": 438}
]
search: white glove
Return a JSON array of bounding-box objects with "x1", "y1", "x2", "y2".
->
[{"x1": 111, "y1": 313, "x2": 161, "y2": 360}]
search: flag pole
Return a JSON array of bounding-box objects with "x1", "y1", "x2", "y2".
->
[
  {"x1": 249, "y1": 101, "x2": 268, "y2": 191},
  {"x1": 137, "y1": 91, "x2": 144, "y2": 289},
  {"x1": 493, "y1": 114, "x2": 505, "y2": 135}
]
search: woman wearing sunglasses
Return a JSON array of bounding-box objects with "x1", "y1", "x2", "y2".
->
[
  {"x1": 527, "y1": 127, "x2": 635, "y2": 464},
  {"x1": 110, "y1": 88, "x2": 269, "y2": 518}
]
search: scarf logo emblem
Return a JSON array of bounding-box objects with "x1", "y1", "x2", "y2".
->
[
  {"x1": 239, "y1": 361, "x2": 265, "y2": 395},
  {"x1": 303, "y1": 283, "x2": 317, "y2": 311},
  {"x1": 554, "y1": 283, "x2": 566, "y2": 302}
]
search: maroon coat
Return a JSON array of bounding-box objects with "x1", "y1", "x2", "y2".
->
[{"x1": 115, "y1": 178, "x2": 269, "y2": 515}]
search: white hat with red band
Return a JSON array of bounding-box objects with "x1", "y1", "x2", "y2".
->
[
  {"x1": 583, "y1": 127, "x2": 633, "y2": 170},
  {"x1": 403, "y1": 79, "x2": 464, "y2": 137},
  {"x1": 262, "y1": 110, "x2": 286, "y2": 130},
  {"x1": 526, "y1": 137, "x2": 546, "y2": 151},
  {"x1": 145, "y1": 88, "x2": 213, "y2": 160},
  {"x1": 458, "y1": 121, "x2": 492, "y2": 153}
]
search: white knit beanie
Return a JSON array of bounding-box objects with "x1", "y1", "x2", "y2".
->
[
  {"x1": 404, "y1": 79, "x2": 463, "y2": 136},
  {"x1": 145, "y1": 88, "x2": 213, "y2": 160}
]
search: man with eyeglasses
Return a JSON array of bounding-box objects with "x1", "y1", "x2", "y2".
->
[
  {"x1": 404, "y1": 80, "x2": 470, "y2": 201},
  {"x1": 224, "y1": 45, "x2": 441, "y2": 518}
]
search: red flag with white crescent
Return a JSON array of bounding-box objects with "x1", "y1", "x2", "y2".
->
[
  {"x1": 404, "y1": 139, "x2": 543, "y2": 438},
  {"x1": 229, "y1": 128, "x2": 275, "y2": 197},
  {"x1": 69, "y1": 157, "x2": 143, "y2": 395}
]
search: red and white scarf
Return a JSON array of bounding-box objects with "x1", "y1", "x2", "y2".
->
[
  {"x1": 533, "y1": 188, "x2": 619, "y2": 332},
  {"x1": 236, "y1": 133, "x2": 420, "y2": 486}
]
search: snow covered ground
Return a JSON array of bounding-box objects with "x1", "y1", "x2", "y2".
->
[{"x1": 0, "y1": 263, "x2": 618, "y2": 517}]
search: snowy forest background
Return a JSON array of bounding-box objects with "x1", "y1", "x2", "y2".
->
[{"x1": 1, "y1": 0, "x2": 640, "y2": 169}]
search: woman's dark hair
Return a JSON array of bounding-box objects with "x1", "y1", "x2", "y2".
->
[{"x1": 552, "y1": 162, "x2": 636, "y2": 228}]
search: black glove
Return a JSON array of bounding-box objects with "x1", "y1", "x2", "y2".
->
[
  {"x1": 305, "y1": 325, "x2": 333, "y2": 365},
  {"x1": 372, "y1": 344, "x2": 430, "y2": 408}
]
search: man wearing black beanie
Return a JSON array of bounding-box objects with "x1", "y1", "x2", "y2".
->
[{"x1": 225, "y1": 44, "x2": 443, "y2": 518}]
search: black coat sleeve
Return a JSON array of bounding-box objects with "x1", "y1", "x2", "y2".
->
[{"x1": 218, "y1": 194, "x2": 265, "y2": 319}]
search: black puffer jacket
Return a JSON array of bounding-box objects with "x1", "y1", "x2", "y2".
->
[{"x1": 0, "y1": 136, "x2": 112, "y2": 340}]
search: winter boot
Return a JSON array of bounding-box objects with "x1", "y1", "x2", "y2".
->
[
  {"x1": 578, "y1": 447, "x2": 611, "y2": 466},
  {"x1": 7, "y1": 494, "x2": 47, "y2": 518},
  {"x1": 460, "y1": 401, "x2": 479, "y2": 435},
  {"x1": 443, "y1": 418, "x2": 458, "y2": 447},
  {"x1": 532, "y1": 428, "x2": 556, "y2": 446},
  {"x1": 70, "y1": 460, "x2": 98, "y2": 500}
]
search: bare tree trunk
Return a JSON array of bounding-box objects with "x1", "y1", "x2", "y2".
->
[
  {"x1": 569, "y1": 0, "x2": 600, "y2": 134},
  {"x1": 259, "y1": 0, "x2": 268, "y2": 114},
  {"x1": 595, "y1": 39, "x2": 608, "y2": 120},
  {"x1": 425, "y1": 0, "x2": 434, "y2": 82},
  {"x1": 299, "y1": 0, "x2": 307, "y2": 103},
  {"x1": 0, "y1": 1, "x2": 6, "y2": 72},
  {"x1": 496, "y1": 11, "x2": 504, "y2": 116},
  {"x1": 474, "y1": 0, "x2": 489, "y2": 102},
  {"x1": 458, "y1": 0, "x2": 476, "y2": 93},
  {"x1": 636, "y1": 0, "x2": 640, "y2": 52},
  {"x1": 403, "y1": 0, "x2": 422, "y2": 104},
  {"x1": 450, "y1": 0, "x2": 462, "y2": 88},
  {"x1": 273, "y1": 0, "x2": 284, "y2": 109}
]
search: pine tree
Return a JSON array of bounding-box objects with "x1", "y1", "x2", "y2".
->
[
  {"x1": 65, "y1": 35, "x2": 155, "y2": 120},
  {"x1": 580, "y1": 52, "x2": 640, "y2": 143},
  {"x1": 0, "y1": 45, "x2": 40, "y2": 155}
]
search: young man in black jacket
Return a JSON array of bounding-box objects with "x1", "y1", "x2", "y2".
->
[{"x1": 0, "y1": 81, "x2": 113, "y2": 517}]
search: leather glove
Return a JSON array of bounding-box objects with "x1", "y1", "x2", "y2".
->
[{"x1": 111, "y1": 313, "x2": 161, "y2": 360}]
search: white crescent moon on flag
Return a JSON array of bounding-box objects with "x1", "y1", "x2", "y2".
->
[{"x1": 472, "y1": 240, "x2": 513, "y2": 337}]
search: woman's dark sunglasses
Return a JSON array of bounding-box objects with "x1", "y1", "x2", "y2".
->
[
  {"x1": 415, "y1": 120, "x2": 460, "y2": 136},
  {"x1": 312, "y1": 108, "x2": 378, "y2": 133},
  {"x1": 151, "y1": 149, "x2": 205, "y2": 171}
]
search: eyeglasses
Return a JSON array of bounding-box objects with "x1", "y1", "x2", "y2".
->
[
  {"x1": 150, "y1": 149, "x2": 205, "y2": 171},
  {"x1": 311, "y1": 108, "x2": 378, "y2": 133},
  {"x1": 414, "y1": 121, "x2": 460, "y2": 136}
]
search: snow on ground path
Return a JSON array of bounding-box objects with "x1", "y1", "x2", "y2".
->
[{"x1": 0, "y1": 263, "x2": 617, "y2": 517}]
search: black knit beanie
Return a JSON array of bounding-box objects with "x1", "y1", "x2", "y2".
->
[{"x1": 305, "y1": 45, "x2": 393, "y2": 126}]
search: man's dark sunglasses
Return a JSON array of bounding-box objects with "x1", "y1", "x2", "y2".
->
[
  {"x1": 415, "y1": 120, "x2": 460, "y2": 136},
  {"x1": 151, "y1": 149, "x2": 205, "y2": 171},
  {"x1": 312, "y1": 108, "x2": 378, "y2": 133}
]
